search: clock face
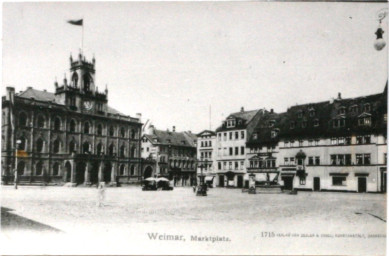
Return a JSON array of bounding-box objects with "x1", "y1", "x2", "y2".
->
[{"x1": 83, "y1": 101, "x2": 93, "y2": 110}]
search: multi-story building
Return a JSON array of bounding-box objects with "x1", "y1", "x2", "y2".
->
[
  {"x1": 1, "y1": 53, "x2": 143, "y2": 186},
  {"x1": 141, "y1": 125, "x2": 197, "y2": 186},
  {"x1": 247, "y1": 86, "x2": 387, "y2": 193},
  {"x1": 215, "y1": 107, "x2": 263, "y2": 187},
  {"x1": 196, "y1": 130, "x2": 216, "y2": 187}
]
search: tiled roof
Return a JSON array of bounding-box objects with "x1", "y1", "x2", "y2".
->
[
  {"x1": 228, "y1": 109, "x2": 259, "y2": 122},
  {"x1": 247, "y1": 87, "x2": 387, "y2": 145},
  {"x1": 216, "y1": 109, "x2": 261, "y2": 132},
  {"x1": 16, "y1": 87, "x2": 124, "y2": 115},
  {"x1": 144, "y1": 129, "x2": 196, "y2": 148}
]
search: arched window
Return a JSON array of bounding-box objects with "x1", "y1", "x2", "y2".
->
[
  {"x1": 69, "y1": 119, "x2": 76, "y2": 132},
  {"x1": 97, "y1": 124, "x2": 103, "y2": 135},
  {"x1": 130, "y1": 165, "x2": 135, "y2": 176},
  {"x1": 109, "y1": 126, "x2": 115, "y2": 136},
  {"x1": 18, "y1": 137, "x2": 27, "y2": 151},
  {"x1": 53, "y1": 139, "x2": 61, "y2": 153},
  {"x1": 108, "y1": 144, "x2": 115, "y2": 156},
  {"x1": 131, "y1": 146, "x2": 136, "y2": 158},
  {"x1": 83, "y1": 142, "x2": 91, "y2": 153},
  {"x1": 69, "y1": 140, "x2": 76, "y2": 153},
  {"x1": 120, "y1": 127, "x2": 126, "y2": 137},
  {"x1": 71, "y1": 72, "x2": 79, "y2": 87},
  {"x1": 84, "y1": 122, "x2": 90, "y2": 134},
  {"x1": 83, "y1": 73, "x2": 92, "y2": 93},
  {"x1": 131, "y1": 129, "x2": 136, "y2": 139},
  {"x1": 54, "y1": 117, "x2": 61, "y2": 131},
  {"x1": 120, "y1": 164, "x2": 125, "y2": 176},
  {"x1": 36, "y1": 162, "x2": 43, "y2": 176},
  {"x1": 19, "y1": 112, "x2": 27, "y2": 127},
  {"x1": 97, "y1": 143, "x2": 104, "y2": 155},
  {"x1": 36, "y1": 138, "x2": 44, "y2": 153},
  {"x1": 120, "y1": 145, "x2": 126, "y2": 158},
  {"x1": 17, "y1": 161, "x2": 25, "y2": 175},
  {"x1": 53, "y1": 162, "x2": 60, "y2": 176},
  {"x1": 37, "y1": 115, "x2": 45, "y2": 128}
]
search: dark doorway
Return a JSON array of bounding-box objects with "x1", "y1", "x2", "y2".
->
[
  {"x1": 144, "y1": 166, "x2": 153, "y2": 179},
  {"x1": 65, "y1": 162, "x2": 71, "y2": 182},
  {"x1": 237, "y1": 175, "x2": 243, "y2": 188},
  {"x1": 90, "y1": 161, "x2": 99, "y2": 184},
  {"x1": 219, "y1": 175, "x2": 224, "y2": 187},
  {"x1": 313, "y1": 177, "x2": 320, "y2": 191},
  {"x1": 282, "y1": 176, "x2": 293, "y2": 190},
  {"x1": 76, "y1": 162, "x2": 85, "y2": 185},
  {"x1": 381, "y1": 168, "x2": 387, "y2": 193},
  {"x1": 104, "y1": 162, "x2": 112, "y2": 183},
  {"x1": 358, "y1": 177, "x2": 367, "y2": 193}
]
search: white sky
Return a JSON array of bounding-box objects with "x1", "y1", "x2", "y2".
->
[{"x1": 3, "y1": 2, "x2": 388, "y2": 134}]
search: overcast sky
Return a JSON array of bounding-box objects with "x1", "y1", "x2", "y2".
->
[{"x1": 3, "y1": 2, "x2": 388, "y2": 133}]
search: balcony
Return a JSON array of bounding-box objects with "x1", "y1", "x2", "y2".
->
[{"x1": 247, "y1": 167, "x2": 278, "y2": 173}]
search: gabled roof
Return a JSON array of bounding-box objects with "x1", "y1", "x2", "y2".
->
[
  {"x1": 216, "y1": 109, "x2": 261, "y2": 132},
  {"x1": 227, "y1": 109, "x2": 259, "y2": 123},
  {"x1": 197, "y1": 130, "x2": 216, "y2": 137},
  {"x1": 144, "y1": 129, "x2": 196, "y2": 148}
]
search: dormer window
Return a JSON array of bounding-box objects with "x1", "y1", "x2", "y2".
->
[
  {"x1": 182, "y1": 140, "x2": 186, "y2": 145},
  {"x1": 309, "y1": 109, "x2": 316, "y2": 117},
  {"x1": 269, "y1": 120, "x2": 275, "y2": 128},
  {"x1": 290, "y1": 121, "x2": 295, "y2": 129},
  {"x1": 338, "y1": 106, "x2": 346, "y2": 115},
  {"x1": 298, "y1": 111, "x2": 303, "y2": 118},
  {"x1": 302, "y1": 121, "x2": 307, "y2": 128},
  {"x1": 364, "y1": 103, "x2": 371, "y2": 112},
  {"x1": 350, "y1": 105, "x2": 358, "y2": 114},
  {"x1": 253, "y1": 133, "x2": 258, "y2": 140},
  {"x1": 333, "y1": 118, "x2": 345, "y2": 128},
  {"x1": 358, "y1": 116, "x2": 371, "y2": 126},
  {"x1": 271, "y1": 130, "x2": 278, "y2": 138},
  {"x1": 227, "y1": 119, "x2": 236, "y2": 128},
  {"x1": 314, "y1": 119, "x2": 319, "y2": 127}
]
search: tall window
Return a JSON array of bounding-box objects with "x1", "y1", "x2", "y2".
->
[
  {"x1": 53, "y1": 163, "x2": 60, "y2": 176},
  {"x1": 36, "y1": 162, "x2": 43, "y2": 176},
  {"x1": 36, "y1": 138, "x2": 44, "y2": 153},
  {"x1": 97, "y1": 124, "x2": 103, "y2": 135},
  {"x1": 120, "y1": 127, "x2": 126, "y2": 137},
  {"x1": 69, "y1": 141, "x2": 76, "y2": 153},
  {"x1": 19, "y1": 112, "x2": 27, "y2": 127},
  {"x1": 83, "y1": 142, "x2": 90, "y2": 153},
  {"x1": 97, "y1": 143, "x2": 103, "y2": 155},
  {"x1": 120, "y1": 164, "x2": 125, "y2": 175},
  {"x1": 131, "y1": 129, "x2": 136, "y2": 139},
  {"x1": 109, "y1": 144, "x2": 115, "y2": 156},
  {"x1": 109, "y1": 126, "x2": 115, "y2": 136},
  {"x1": 53, "y1": 139, "x2": 60, "y2": 153},
  {"x1": 37, "y1": 115, "x2": 45, "y2": 128},
  {"x1": 84, "y1": 122, "x2": 90, "y2": 134},
  {"x1": 69, "y1": 119, "x2": 76, "y2": 132},
  {"x1": 54, "y1": 117, "x2": 61, "y2": 131},
  {"x1": 131, "y1": 146, "x2": 136, "y2": 158},
  {"x1": 131, "y1": 165, "x2": 136, "y2": 176},
  {"x1": 120, "y1": 145, "x2": 126, "y2": 158}
]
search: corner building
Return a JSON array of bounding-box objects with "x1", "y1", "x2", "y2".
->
[{"x1": 1, "y1": 53, "x2": 142, "y2": 186}]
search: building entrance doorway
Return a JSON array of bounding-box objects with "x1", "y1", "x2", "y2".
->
[
  {"x1": 358, "y1": 177, "x2": 367, "y2": 193},
  {"x1": 144, "y1": 166, "x2": 153, "y2": 179},
  {"x1": 237, "y1": 175, "x2": 243, "y2": 188},
  {"x1": 282, "y1": 176, "x2": 293, "y2": 190},
  {"x1": 104, "y1": 162, "x2": 112, "y2": 183},
  {"x1": 313, "y1": 177, "x2": 320, "y2": 191},
  {"x1": 90, "y1": 161, "x2": 99, "y2": 184},
  {"x1": 65, "y1": 162, "x2": 71, "y2": 182},
  {"x1": 219, "y1": 175, "x2": 224, "y2": 187},
  {"x1": 76, "y1": 162, "x2": 86, "y2": 185}
]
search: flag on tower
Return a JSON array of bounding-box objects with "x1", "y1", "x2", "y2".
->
[{"x1": 67, "y1": 19, "x2": 83, "y2": 26}]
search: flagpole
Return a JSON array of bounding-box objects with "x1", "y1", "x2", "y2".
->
[{"x1": 82, "y1": 18, "x2": 84, "y2": 54}]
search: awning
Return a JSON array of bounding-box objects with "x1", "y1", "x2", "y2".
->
[{"x1": 329, "y1": 173, "x2": 349, "y2": 176}]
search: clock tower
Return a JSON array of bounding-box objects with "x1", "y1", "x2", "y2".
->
[{"x1": 54, "y1": 52, "x2": 108, "y2": 114}]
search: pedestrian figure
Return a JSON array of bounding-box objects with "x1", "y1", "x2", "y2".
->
[
  {"x1": 97, "y1": 182, "x2": 106, "y2": 207},
  {"x1": 193, "y1": 185, "x2": 196, "y2": 193},
  {"x1": 13, "y1": 169, "x2": 18, "y2": 190}
]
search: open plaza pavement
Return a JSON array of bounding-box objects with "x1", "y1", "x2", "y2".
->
[{"x1": 1, "y1": 185, "x2": 386, "y2": 255}]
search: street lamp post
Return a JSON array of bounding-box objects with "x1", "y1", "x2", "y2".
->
[
  {"x1": 14, "y1": 139, "x2": 21, "y2": 189},
  {"x1": 374, "y1": 8, "x2": 388, "y2": 51},
  {"x1": 196, "y1": 157, "x2": 207, "y2": 196}
]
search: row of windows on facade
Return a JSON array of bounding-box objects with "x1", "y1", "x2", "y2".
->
[
  {"x1": 198, "y1": 163, "x2": 212, "y2": 171},
  {"x1": 249, "y1": 159, "x2": 276, "y2": 169},
  {"x1": 141, "y1": 146, "x2": 195, "y2": 158},
  {"x1": 295, "y1": 103, "x2": 371, "y2": 119},
  {"x1": 200, "y1": 151, "x2": 212, "y2": 159},
  {"x1": 17, "y1": 137, "x2": 137, "y2": 157},
  {"x1": 217, "y1": 161, "x2": 245, "y2": 171},
  {"x1": 288, "y1": 116, "x2": 372, "y2": 130},
  {"x1": 296, "y1": 175, "x2": 351, "y2": 186},
  {"x1": 217, "y1": 131, "x2": 245, "y2": 141},
  {"x1": 17, "y1": 112, "x2": 138, "y2": 138},
  {"x1": 281, "y1": 154, "x2": 372, "y2": 166},
  {"x1": 226, "y1": 119, "x2": 243, "y2": 128},
  {"x1": 217, "y1": 146, "x2": 245, "y2": 156},
  {"x1": 282, "y1": 135, "x2": 373, "y2": 148},
  {"x1": 200, "y1": 140, "x2": 212, "y2": 147},
  {"x1": 16, "y1": 161, "x2": 138, "y2": 176}
]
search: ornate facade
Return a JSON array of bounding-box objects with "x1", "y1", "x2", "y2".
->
[{"x1": 1, "y1": 53, "x2": 143, "y2": 186}]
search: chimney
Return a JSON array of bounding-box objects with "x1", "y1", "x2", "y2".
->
[
  {"x1": 148, "y1": 124, "x2": 155, "y2": 135},
  {"x1": 240, "y1": 106, "x2": 244, "y2": 112},
  {"x1": 172, "y1": 126, "x2": 176, "y2": 132},
  {"x1": 5, "y1": 87, "x2": 15, "y2": 102},
  {"x1": 27, "y1": 86, "x2": 32, "y2": 90},
  {"x1": 136, "y1": 113, "x2": 142, "y2": 122},
  {"x1": 270, "y1": 108, "x2": 274, "y2": 113},
  {"x1": 338, "y1": 92, "x2": 342, "y2": 100}
]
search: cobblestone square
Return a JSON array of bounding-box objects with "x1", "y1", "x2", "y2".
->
[{"x1": 1, "y1": 186, "x2": 386, "y2": 255}]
